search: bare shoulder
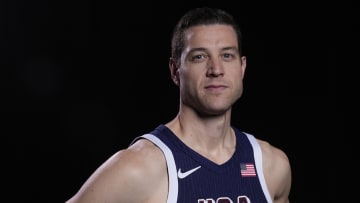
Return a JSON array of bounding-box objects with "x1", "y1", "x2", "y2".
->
[
  {"x1": 257, "y1": 139, "x2": 292, "y2": 203},
  {"x1": 257, "y1": 139, "x2": 290, "y2": 167},
  {"x1": 66, "y1": 138, "x2": 168, "y2": 203}
]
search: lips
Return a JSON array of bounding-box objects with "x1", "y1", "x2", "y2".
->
[
  {"x1": 205, "y1": 84, "x2": 227, "y2": 89},
  {"x1": 204, "y1": 84, "x2": 228, "y2": 92}
]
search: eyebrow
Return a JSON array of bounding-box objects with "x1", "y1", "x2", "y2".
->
[
  {"x1": 188, "y1": 46, "x2": 239, "y2": 54},
  {"x1": 222, "y1": 46, "x2": 239, "y2": 53}
]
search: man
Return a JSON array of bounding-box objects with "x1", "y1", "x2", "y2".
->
[{"x1": 66, "y1": 7, "x2": 292, "y2": 203}]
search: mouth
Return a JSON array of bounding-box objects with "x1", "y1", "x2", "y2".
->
[{"x1": 205, "y1": 85, "x2": 227, "y2": 92}]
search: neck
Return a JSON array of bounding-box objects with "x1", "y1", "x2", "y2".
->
[{"x1": 165, "y1": 106, "x2": 235, "y2": 163}]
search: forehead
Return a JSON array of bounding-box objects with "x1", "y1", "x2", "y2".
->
[{"x1": 183, "y1": 24, "x2": 238, "y2": 48}]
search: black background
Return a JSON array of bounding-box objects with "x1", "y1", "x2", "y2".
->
[{"x1": 1, "y1": 0, "x2": 351, "y2": 202}]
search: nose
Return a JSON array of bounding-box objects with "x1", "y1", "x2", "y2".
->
[{"x1": 206, "y1": 58, "x2": 224, "y2": 77}]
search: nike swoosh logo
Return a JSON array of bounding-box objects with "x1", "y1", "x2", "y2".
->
[{"x1": 177, "y1": 166, "x2": 201, "y2": 179}]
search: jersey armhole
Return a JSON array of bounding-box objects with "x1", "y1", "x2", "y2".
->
[
  {"x1": 244, "y1": 132, "x2": 273, "y2": 203},
  {"x1": 132, "y1": 134, "x2": 178, "y2": 203}
]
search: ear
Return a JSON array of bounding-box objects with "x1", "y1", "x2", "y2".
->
[
  {"x1": 169, "y1": 57, "x2": 179, "y2": 86},
  {"x1": 240, "y1": 56, "x2": 247, "y2": 79}
]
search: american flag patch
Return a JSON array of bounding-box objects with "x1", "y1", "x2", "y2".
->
[{"x1": 240, "y1": 163, "x2": 256, "y2": 177}]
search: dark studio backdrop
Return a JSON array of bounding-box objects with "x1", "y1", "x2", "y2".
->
[{"x1": 1, "y1": 0, "x2": 350, "y2": 202}]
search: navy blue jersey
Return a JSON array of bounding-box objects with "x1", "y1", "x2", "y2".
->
[{"x1": 130, "y1": 124, "x2": 272, "y2": 203}]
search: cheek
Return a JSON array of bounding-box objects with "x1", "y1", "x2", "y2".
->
[
  {"x1": 237, "y1": 79, "x2": 244, "y2": 97},
  {"x1": 179, "y1": 72, "x2": 202, "y2": 96},
  {"x1": 232, "y1": 73, "x2": 244, "y2": 92},
  {"x1": 179, "y1": 68, "x2": 201, "y2": 84}
]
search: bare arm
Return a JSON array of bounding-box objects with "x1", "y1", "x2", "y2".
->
[
  {"x1": 259, "y1": 140, "x2": 292, "y2": 203},
  {"x1": 65, "y1": 139, "x2": 168, "y2": 203}
]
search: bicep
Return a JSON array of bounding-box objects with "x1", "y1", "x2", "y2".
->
[
  {"x1": 260, "y1": 141, "x2": 292, "y2": 202},
  {"x1": 66, "y1": 150, "x2": 152, "y2": 203},
  {"x1": 274, "y1": 150, "x2": 292, "y2": 202}
]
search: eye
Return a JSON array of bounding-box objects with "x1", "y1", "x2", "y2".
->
[
  {"x1": 190, "y1": 54, "x2": 207, "y2": 62},
  {"x1": 223, "y1": 53, "x2": 233, "y2": 59},
  {"x1": 223, "y1": 53, "x2": 231, "y2": 58},
  {"x1": 222, "y1": 52, "x2": 237, "y2": 61}
]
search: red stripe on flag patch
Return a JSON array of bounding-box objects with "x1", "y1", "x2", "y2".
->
[{"x1": 240, "y1": 163, "x2": 256, "y2": 177}]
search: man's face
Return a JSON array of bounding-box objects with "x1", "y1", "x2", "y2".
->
[{"x1": 178, "y1": 24, "x2": 247, "y2": 116}]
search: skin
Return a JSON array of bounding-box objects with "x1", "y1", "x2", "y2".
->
[{"x1": 66, "y1": 24, "x2": 291, "y2": 203}]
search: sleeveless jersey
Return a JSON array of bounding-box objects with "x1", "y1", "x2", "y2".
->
[{"x1": 130, "y1": 124, "x2": 272, "y2": 203}]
